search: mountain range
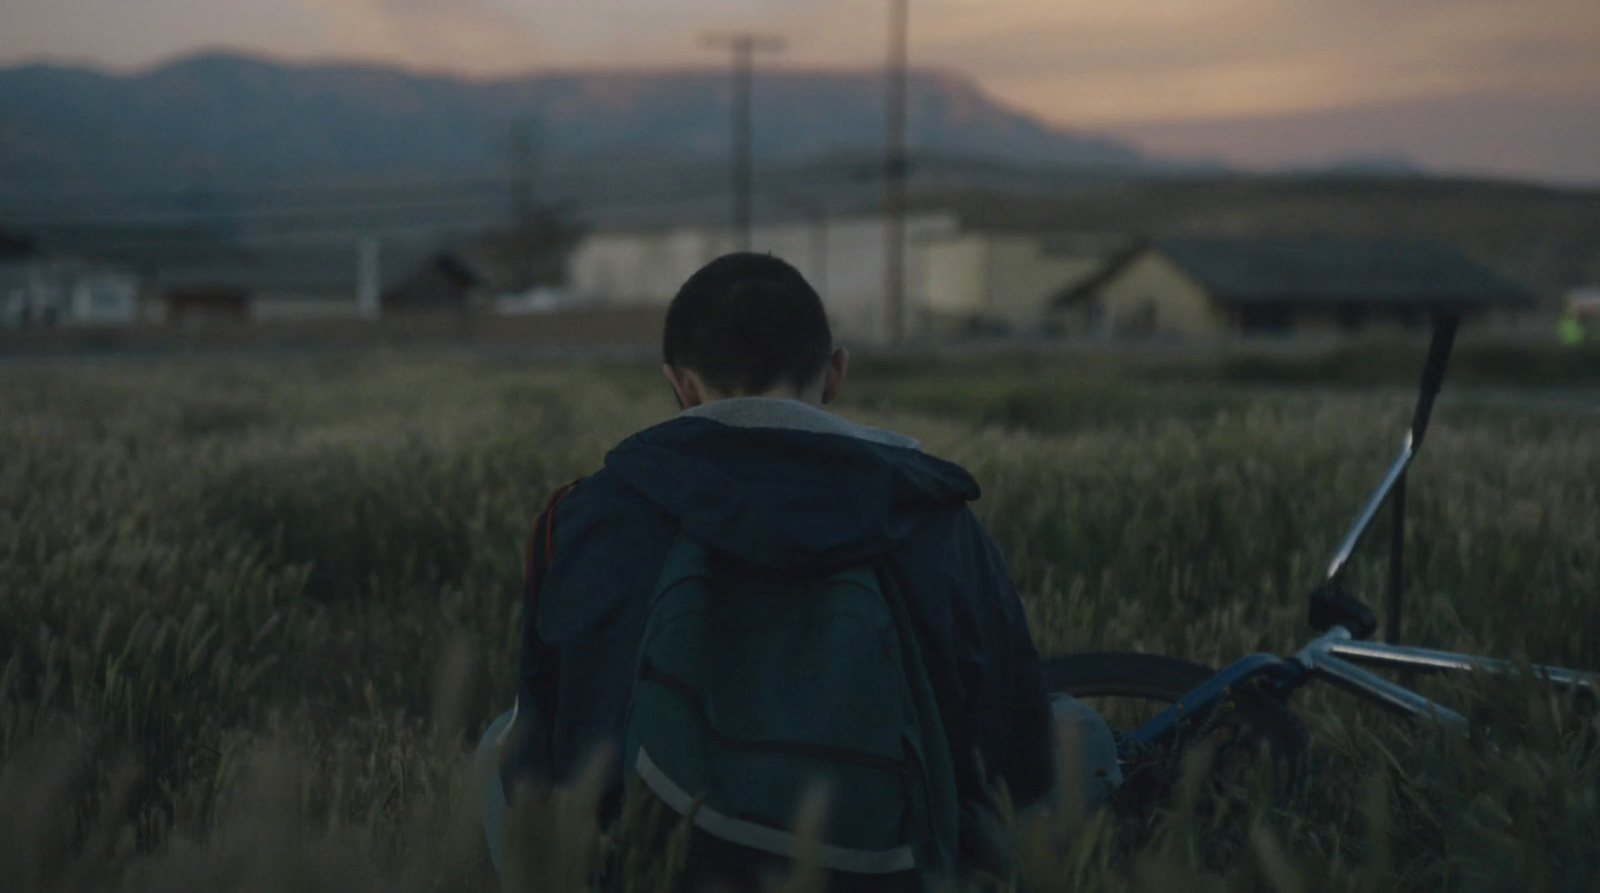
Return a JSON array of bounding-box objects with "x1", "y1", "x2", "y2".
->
[
  {"x1": 5, "y1": 52, "x2": 1596, "y2": 300},
  {"x1": 0, "y1": 51, "x2": 1149, "y2": 204}
]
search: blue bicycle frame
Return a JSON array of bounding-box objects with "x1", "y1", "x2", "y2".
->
[{"x1": 1120, "y1": 313, "x2": 1597, "y2": 755}]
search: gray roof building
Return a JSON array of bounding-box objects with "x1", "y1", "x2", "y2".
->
[
  {"x1": 1151, "y1": 238, "x2": 1531, "y2": 308},
  {"x1": 1051, "y1": 237, "x2": 1534, "y2": 337}
]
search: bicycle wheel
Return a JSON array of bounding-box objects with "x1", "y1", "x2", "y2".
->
[{"x1": 1042, "y1": 652, "x2": 1307, "y2": 799}]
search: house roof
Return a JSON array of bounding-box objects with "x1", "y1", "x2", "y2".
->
[
  {"x1": 148, "y1": 239, "x2": 440, "y2": 296},
  {"x1": 0, "y1": 227, "x2": 40, "y2": 261},
  {"x1": 1055, "y1": 237, "x2": 1531, "y2": 309},
  {"x1": 1152, "y1": 238, "x2": 1531, "y2": 307},
  {"x1": 1048, "y1": 237, "x2": 1149, "y2": 308},
  {"x1": 0, "y1": 222, "x2": 459, "y2": 297}
]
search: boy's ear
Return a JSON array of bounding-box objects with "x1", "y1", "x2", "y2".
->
[
  {"x1": 662, "y1": 364, "x2": 704, "y2": 409},
  {"x1": 820, "y1": 347, "x2": 849, "y2": 405}
]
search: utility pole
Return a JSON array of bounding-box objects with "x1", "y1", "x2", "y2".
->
[
  {"x1": 509, "y1": 116, "x2": 543, "y2": 229},
  {"x1": 884, "y1": 0, "x2": 909, "y2": 344},
  {"x1": 782, "y1": 194, "x2": 830, "y2": 296},
  {"x1": 357, "y1": 235, "x2": 381, "y2": 319},
  {"x1": 509, "y1": 116, "x2": 545, "y2": 291},
  {"x1": 703, "y1": 32, "x2": 785, "y2": 251}
]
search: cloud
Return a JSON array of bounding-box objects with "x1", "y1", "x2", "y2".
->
[
  {"x1": 0, "y1": 0, "x2": 329, "y2": 71},
  {"x1": 293, "y1": 0, "x2": 543, "y2": 74},
  {"x1": 768, "y1": 0, "x2": 1600, "y2": 125},
  {"x1": 6, "y1": 0, "x2": 1597, "y2": 134}
]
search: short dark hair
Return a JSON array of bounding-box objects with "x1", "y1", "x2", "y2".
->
[{"x1": 662, "y1": 253, "x2": 833, "y2": 395}]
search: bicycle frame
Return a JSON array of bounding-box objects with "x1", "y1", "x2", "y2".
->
[
  {"x1": 1118, "y1": 313, "x2": 1597, "y2": 754},
  {"x1": 1124, "y1": 627, "x2": 1596, "y2": 750},
  {"x1": 1294, "y1": 625, "x2": 1596, "y2": 728}
]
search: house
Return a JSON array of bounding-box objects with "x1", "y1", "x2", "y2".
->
[
  {"x1": 1567, "y1": 286, "x2": 1600, "y2": 319},
  {"x1": 570, "y1": 227, "x2": 729, "y2": 307},
  {"x1": 1563, "y1": 286, "x2": 1600, "y2": 343},
  {"x1": 0, "y1": 223, "x2": 325, "y2": 325},
  {"x1": 6, "y1": 209, "x2": 587, "y2": 326},
  {"x1": 384, "y1": 214, "x2": 586, "y2": 313},
  {"x1": 0, "y1": 228, "x2": 141, "y2": 327},
  {"x1": 567, "y1": 213, "x2": 960, "y2": 342},
  {"x1": 1051, "y1": 238, "x2": 1533, "y2": 338},
  {"x1": 383, "y1": 252, "x2": 483, "y2": 313},
  {"x1": 921, "y1": 230, "x2": 1128, "y2": 333},
  {"x1": 77, "y1": 233, "x2": 459, "y2": 324}
]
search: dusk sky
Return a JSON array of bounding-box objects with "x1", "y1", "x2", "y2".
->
[{"x1": 5, "y1": 0, "x2": 1599, "y2": 183}]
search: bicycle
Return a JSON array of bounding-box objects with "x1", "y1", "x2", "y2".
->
[{"x1": 1039, "y1": 313, "x2": 1597, "y2": 802}]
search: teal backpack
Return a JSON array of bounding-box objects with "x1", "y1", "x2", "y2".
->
[{"x1": 621, "y1": 532, "x2": 960, "y2": 887}]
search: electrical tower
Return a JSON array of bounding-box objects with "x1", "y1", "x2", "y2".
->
[{"x1": 703, "y1": 32, "x2": 785, "y2": 251}]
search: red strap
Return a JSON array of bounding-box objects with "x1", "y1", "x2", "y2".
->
[{"x1": 526, "y1": 481, "x2": 578, "y2": 617}]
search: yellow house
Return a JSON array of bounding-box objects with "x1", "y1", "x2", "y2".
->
[
  {"x1": 1053, "y1": 238, "x2": 1532, "y2": 338},
  {"x1": 922, "y1": 231, "x2": 1125, "y2": 332}
]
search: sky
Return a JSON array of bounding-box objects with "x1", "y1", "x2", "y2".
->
[{"x1": 4, "y1": 0, "x2": 1599, "y2": 183}]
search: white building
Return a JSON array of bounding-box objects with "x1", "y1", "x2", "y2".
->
[
  {"x1": 568, "y1": 213, "x2": 960, "y2": 342},
  {"x1": 0, "y1": 232, "x2": 140, "y2": 327}
]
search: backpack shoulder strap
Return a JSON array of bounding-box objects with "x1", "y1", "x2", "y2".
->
[
  {"x1": 505, "y1": 480, "x2": 580, "y2": 793},
  {"x1": 872, "y1": 562, "x2": 961, "y2": 874},
  {"x1": 526, "y1": 480, "x2": 579, "y2": 620},
  {"x1": 648, "y1": 529, "x2": 717, "y2": 610}
]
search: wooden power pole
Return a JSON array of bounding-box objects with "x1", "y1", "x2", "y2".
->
[
  {"x1": 884, "y1": 0, "x2": 909, "y2": 344},
  {"x1": 703, "y1": 32, "x2": 785, "y2": 251}
]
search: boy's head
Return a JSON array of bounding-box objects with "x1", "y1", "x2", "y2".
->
[{"x1": 661, "y1": 252, "x2": 848, "y2": 408}]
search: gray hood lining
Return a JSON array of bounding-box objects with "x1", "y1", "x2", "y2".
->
[{"x1": 681, "y1": 397, "x2": 922, "y2": 451}]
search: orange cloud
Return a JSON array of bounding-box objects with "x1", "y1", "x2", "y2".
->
[
  {"x1": 295, "y1": 0, "x2": 543, "y2": 74},
  {"x1": 6, "y1": 0, "x2": 1595, "y2": 131},
  {"x1": 712, "y1": 0, "x2": 1600, "y2": 127}
]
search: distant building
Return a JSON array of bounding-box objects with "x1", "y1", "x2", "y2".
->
[
  {"x1": 570, "y1": 227, "x2": 727, "y2": 307},
  {"x1": 159, "y1": 239, "x2": 439, "y2": 323},
  {"x1": 921, "y1": 230, "x2": 1128, "y2": 333},
  {"x1": 0, "y1": 228, "x2": 140, "y2": 327},
  {"x1": 1566, "y1": 286, "x2": 1600, "y2": 318},
  {"x1": 385, "y1": 215, "x2": 586, "y2": 314},
  {"x1": 382, "y1": 252, "x2": 483, "y2": 313},
  {"x1": 1563, "y1": 286, "x2": 1600, "y2": 343},
  {"x1": 4, "y1": 209, "x2": 590, "y2": 327},
  {"x1": 567, "y1": 213, "x2": 959, "y2": 342},
  {"x1": 1051, "y1": 238, "x2": 1533, "y2": 338},
  {"x1": 163, "y1": 286, "x2": 251, "y2": 326}
]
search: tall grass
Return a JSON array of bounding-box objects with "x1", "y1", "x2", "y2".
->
[{"x1": 1, "y1": 350, "x2": 1596, "y2": 891}]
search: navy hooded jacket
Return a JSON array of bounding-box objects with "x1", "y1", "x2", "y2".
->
[{"x1": 504, "y1": 403, "x2": 1056, "y2": 847}]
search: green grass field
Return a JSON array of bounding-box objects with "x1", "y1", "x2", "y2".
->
[{"x1": 2, "y1": 342, "x2": 1597, "y2": 891}]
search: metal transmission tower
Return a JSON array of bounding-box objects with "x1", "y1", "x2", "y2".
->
[
  {"x1": 884, "y1": 0, "x2": 909, "y2": 344},
  {"x1": 703, "y1": 32, "x2": 785, "y2": 251},
  {"x1": 508, "y1": 116, "x2": 545, "y2": 228}
]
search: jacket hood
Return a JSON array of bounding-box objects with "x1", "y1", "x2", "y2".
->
[{"x1": 604, "y1": 414, "x2": 980, "y2": 569}]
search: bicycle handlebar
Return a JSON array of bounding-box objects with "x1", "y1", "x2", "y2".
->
[
  {"x1": 1410, "y1": 311, "x2": 1460, "y2": 449},
  {"x1": 1313, "y1": 311, "x2": 1461, "y2": 635}
]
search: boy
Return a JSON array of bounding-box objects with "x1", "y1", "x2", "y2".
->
[{"x1": 482, "y1": 253, "x2": 1117, "y2": 885}]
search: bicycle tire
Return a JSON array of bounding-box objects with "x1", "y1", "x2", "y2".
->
[{"x1": 1041, "y1": 651, "x2": 1308, "y2": 795}]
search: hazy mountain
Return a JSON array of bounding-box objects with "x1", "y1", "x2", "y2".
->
[
  {"x1": 0, "y1": 51, "x2": 1147, "y2": 199},
  {"x1": 1117, "y1": 93, "x2": 1600, "y2": 186}
]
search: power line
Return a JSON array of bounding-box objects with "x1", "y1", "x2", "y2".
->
[
  {"x1": 0, "y1": 156, "x2": 764, "y2": 223},
  {"x1": 0, "y1": 173, "x2": 509, "y2": 208},
  {"x1": 0, "y1": 194, "x2": 514, "y2": 228},
  {"x1": 0, "y1": 153, "x2": 738, "y2": 216},
  {"x1": 1, "y1": 155, "x2": 889, "y2": 231}
]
